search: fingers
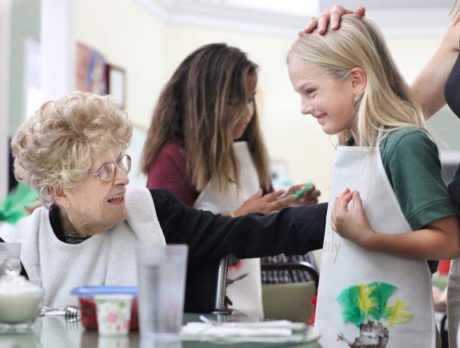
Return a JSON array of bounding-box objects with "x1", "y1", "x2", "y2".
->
[
  {"x1": 286, "y1": 184, "x2": 303, "y2": 196},
  {"x1": 336, "y1": 188, "x2": 352, "y2": 207},
  {"x1": 356, "y1": 6, "x2": 366, "y2": 18},
  {"x1": 351, "y1": 191, "x2": 363, "y2": 212},
  {"x1": 329, "y1": 5, "x2": 346, "y2": 31},
  {"x1": 247, "y1": 189, "x2": 263, "y2": 201},
  {"x1": 300, "y1": 17, "x2": 318, "y2": 35},
  {"x1": 331, "y1": 197, "x2": 338, "y2": 231},
  {"x1": 317, "y1": 9, "x2": 331, "y2": 34},
  {"x1": 303, "y1": 5, "x2": 366, "y2": 36},
  {"x1": 305, "y1": 187, "x2": 321, "y2": 200},
  {"x1": 263, "y1": 189, "x2": 286, "y2": 201}
]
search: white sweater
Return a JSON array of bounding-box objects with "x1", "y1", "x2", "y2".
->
[{"x1": 0, "y1": 187, "x2": 166, "y2": 307}]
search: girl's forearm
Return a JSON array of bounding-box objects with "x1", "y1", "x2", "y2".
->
[{"x1": 364, "y1": 216, "x2": 460, "y2": 259}]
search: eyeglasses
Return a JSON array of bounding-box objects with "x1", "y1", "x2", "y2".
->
[{"x1": 88, "y1": 154, "x2": 132, "y2": 183}]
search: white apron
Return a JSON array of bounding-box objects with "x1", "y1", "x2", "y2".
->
[
  {"x1": 193, "y1": 141, "x2": 264, "y2": 319},
  {"x1": 316, "y1": 146, "x2": 434, "y2": 347}
]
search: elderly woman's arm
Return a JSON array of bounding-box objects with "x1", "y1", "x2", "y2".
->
[{"x1": 150, "y1": 189, "x2": 327, "y2": 264}]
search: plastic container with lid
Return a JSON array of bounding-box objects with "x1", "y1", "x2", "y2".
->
[{"x1": 71, "y1": 286, "x2": 138, "y2": 331}]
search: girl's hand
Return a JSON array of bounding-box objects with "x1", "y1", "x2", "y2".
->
[
  {"x1": 233, "y1": 189, "x2": 292, "y2": 216},
  {"x1": 332, "y1": 189, "x2": 375, "y2": 250},
  {"x1": 300, "y1": 5, "x2": 366, "y2": 35},
  {"x1": 286, "y1": 183, "x2": 321, "y2": 206}
]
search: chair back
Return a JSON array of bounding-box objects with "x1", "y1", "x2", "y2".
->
[{"x1": 261, "y1": 261, "x2": 319, "y2": 323}]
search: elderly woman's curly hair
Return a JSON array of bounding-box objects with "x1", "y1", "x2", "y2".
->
[{"x1": 12, "y1": 92, "x2": 132, "y2": 205}]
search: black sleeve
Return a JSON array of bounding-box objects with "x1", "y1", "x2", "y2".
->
[{"x1": 151, "y1": 189, "x2": 327, "y2": 264}]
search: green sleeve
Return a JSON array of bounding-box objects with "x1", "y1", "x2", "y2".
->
[{"x1": 380, "y1": 128, "x2": 456, "y2": 230}]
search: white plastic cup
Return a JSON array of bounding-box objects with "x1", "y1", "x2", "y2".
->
[
  {"x1": 94, "y1": 295, "x2": 133, "y2": 336},
  {"x1": 137, "y1": 245, "x2": 188, "y2": 341}
]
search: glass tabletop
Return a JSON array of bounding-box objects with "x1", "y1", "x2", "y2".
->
[{"x1": 0, "y1": 314, "x2": 321, "y2": 348}]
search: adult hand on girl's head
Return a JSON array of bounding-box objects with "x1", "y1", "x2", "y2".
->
[
  {"x1": 286, "y1": 183, "x2": 321, "y2": 206},
  {"x1": 233, "y1": 189, "x2": 292, "y2": 217},
  {"x1": 300, "y1": 5, "x2": 366, "y2": 36},
  {"x1": 332, "y1": 189, "x2": 375, "y2": 250}
]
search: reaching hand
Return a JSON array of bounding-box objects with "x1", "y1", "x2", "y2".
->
[
  {"x1": 300, "y1": 5, "x2": 366, "y2": 36},
  {"x1": 233, "y1": 189, "x2": 292, "y2": 217},
  {"x1": 285, "y1": 183, "x2": 321, "y2": 206},
  {"x1": 331, "y1": 189, "x2": 375, "y2": 250}
]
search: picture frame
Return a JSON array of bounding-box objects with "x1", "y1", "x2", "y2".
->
[
  {"x1": 107, "y1": 64, "x2": 126, "y2": 109},
  {"x1": 76, "y1": 42, "x2": 108, "y2": 95}
]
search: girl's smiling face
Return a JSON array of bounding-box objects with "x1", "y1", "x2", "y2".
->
[{"x1": 288, "y1": 55, "x2": 358, "y2": 137}]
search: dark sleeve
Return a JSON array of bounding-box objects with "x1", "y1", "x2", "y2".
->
[
  {"x1": 151, "y1": 189, "x2": 326, "y2": 264},
  {"x1": 146, "y1": 144, "x2": 198, "y2": 206}
]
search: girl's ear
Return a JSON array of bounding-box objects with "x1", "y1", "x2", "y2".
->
[
  {"x1": 349, "y1": 67, "x2": 367, "y2": 94},
  {"x1": 50, "y1": 185, "x2": 70, "y2": 208}
]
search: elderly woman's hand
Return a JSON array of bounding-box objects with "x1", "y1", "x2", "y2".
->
[
  {"x1": 300, "y1": 5, "x2": 366, "y2": 35},
  {"x1": 331, "y1": 189, "x2": 375, "y2": 250}
]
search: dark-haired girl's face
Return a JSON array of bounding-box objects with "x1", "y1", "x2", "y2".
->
[{"x1": 232, "y1": 73, "x2": 257, "y2": 140}]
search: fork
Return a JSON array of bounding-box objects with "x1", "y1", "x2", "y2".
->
[{"x1": 40, "y1": 305, "x2": 80, "y2": 319}]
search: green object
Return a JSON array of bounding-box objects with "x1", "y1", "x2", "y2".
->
[
  {"x1": 337, "y1": 281, "x2": 412, "y2": 328},
  {"x1": 380, "y1": 127, "x2": 453, "y2": 273},
  {"x1": 290, "y1": 182, "x2": 314, "y2": 200},
  {"x1": 0, "y1": 183, "x2": 39, "y2": 224}
]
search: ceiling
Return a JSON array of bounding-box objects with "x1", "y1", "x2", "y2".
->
[
  {"x1": 137, "y1": 0, "x2": 454, "y2": 37},
  {"x1": 320, "y1": 0, "x2": 452, "y2": 10}
]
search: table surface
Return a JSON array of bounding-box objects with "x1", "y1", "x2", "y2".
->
[{"x1": 0, "y1": 314, "x2": 321, "y2": 348}]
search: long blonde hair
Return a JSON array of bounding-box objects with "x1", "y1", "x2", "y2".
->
[
  {"x1": 141, "y1": 43, "x2": 270, "y2": 191},
  {"x1": 289, "y1": 16, "x2": 426, "y2": 147}
]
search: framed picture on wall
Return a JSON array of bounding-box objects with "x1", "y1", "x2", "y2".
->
[
  {"x1": 76, "y1": 42, "x2": 108, "y2": 95},
  {"x1": 107, "y1": 64, "x2": 126, "y2": 109}
]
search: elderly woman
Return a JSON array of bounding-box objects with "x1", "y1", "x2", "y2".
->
[{"x1": 0, "y1": 92, "x2": 327, "y2": 313}]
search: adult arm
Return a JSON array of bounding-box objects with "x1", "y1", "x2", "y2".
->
[
  {"x1": 411, "y1": 20, "x2": 460, "y2": 117},
  {"x1": 151, "y1": 189, "x2": 327, "y2": 264}
]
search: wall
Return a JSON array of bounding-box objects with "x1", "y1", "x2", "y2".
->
[
  {"x1": 9, "y1": 0, "x2": 40, "y2": 136},
  {"x1": 74, "y1": 0, "x2": 166, "y2": 130},
  {"x1": 73, "y1": 1, "x2": 459, "y2": 201}
]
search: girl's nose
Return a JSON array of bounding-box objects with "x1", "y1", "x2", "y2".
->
[{"x1": 301, "y1": 99, "x2": 313, "y2": 115}]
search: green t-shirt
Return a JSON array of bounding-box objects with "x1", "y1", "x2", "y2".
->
[
  {"x1": 380, "y1": 127, "x2": 456, "y2": 230},
  {"x1": 380, "y1": 127, "x2": 456, "y2": 273}
]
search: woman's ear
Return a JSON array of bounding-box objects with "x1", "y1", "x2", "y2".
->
[
  {"x1": 349, "y1": 67, "x2": 367, "y2": 94},
  {"x1": 50, "y1": 185, "x2": 70, "y2": 208}
]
